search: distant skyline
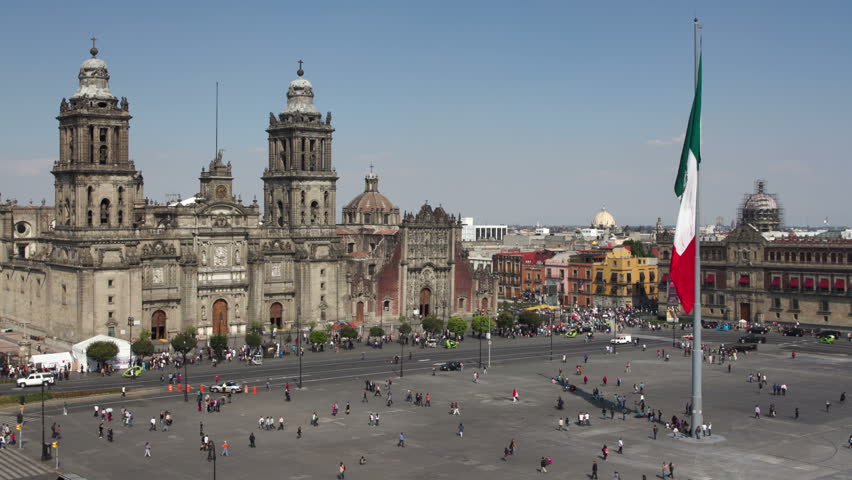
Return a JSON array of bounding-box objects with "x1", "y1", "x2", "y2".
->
[{"x1": 1, "y1": 2, "x2": 850, "y2": 227}]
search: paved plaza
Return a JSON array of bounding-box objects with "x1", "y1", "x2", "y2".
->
[{"x1": 4, "y1": 331, "x2": 852, "y2": 479}]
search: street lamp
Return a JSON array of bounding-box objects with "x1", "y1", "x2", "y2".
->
[
  {"x1": 127, "y1": 316, "x2": 135, "y2": 366},
  {"x1": 296, "y1": 304, "x2": 303, "y2": 389},
  {"x1": 478, "y1": 315, "x2": 483, "y2": 369},
  {"x1": 40, "y1": 382, "x2": 50, "y2": 461},
  {"x1": 549, "y1": 310, "x2": 554, "y2": 362}
]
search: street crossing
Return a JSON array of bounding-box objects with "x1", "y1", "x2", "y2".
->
[{"x1": 0, "y1": 447, "x2": 53, "y2": 479}]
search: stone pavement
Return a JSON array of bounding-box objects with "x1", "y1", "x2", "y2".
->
[{"x1": 7, "y1": 338, "x2": 852, "y2": 479}]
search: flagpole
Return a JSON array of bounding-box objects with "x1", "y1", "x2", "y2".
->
[{"x1": 690, "y1": 16, "x2": 704, "y2": 433}]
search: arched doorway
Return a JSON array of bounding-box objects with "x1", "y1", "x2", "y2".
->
[
  {"x1": 213, "y1": 299, "x2": 228, "y2": 335},
  {"x1": 419, "y1": 288, "x2": 431, "y2": 317},
  {"x1": 356, "y1": 301, "x2": 365, "y2": 323},
  {"x1": 151, "y1": 310, "x2": 167, "y2": 340},
  {"x1": 480, "y1": 297, "x2": 489, "y2": 312},
  {"x1": 270, "y1": 302, "x2": 283, "y2": 329}
]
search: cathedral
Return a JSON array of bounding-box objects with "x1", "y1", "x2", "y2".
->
[{"x1": 0, "y1": 45, "x2": 497, "y2": 349}]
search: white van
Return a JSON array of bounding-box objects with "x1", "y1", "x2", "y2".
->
[
  {"x1": 17, "y1": 372, "x2": 56, "y2": 388},
  {"x1": 610, "y1": 335, "x2": 632, "y2": 345}
]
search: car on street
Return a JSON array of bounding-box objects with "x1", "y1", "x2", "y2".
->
[
  {"x1": 748, "y1": 326, "x2": 770, "y2": 334},
  {"x1": 564, "y1": 329, "x2": 578, "y2": 338},
  {"x1": 444, "y1": 339, "x2": 458, "y2": 349},
  {"x1": 17, "y1": 372, "x2": 55, "y2": 388},
  {"x1": 681, "y1": 334, "x2": 694, "y2": 341},
  {"x1": 209, "y1": 381, "x2": 243, "y2": 393},
  {"x1": 702, "y1": 321, "x2": 718, "y2": 329},
  {"x1": 439, "y1": 361, "x2": 462, "y2": 371},
  {"x1": 610, "y1": 334, "x2": 632, "y2": 345},
  {"x1": 818, "y1": 330, "x2": 842, "y2": 339},
  {"x1": 732, "y1": 343, "x2": 758, "y2": 352},
  {"x1": 819, "y1": 335, "x2": 836, "y2": 344},
  {"x1": 784, "y1": 328, "x2": 805, "y2": 337},
  {"x1": 425, "y1": 338, "x2": 438, "y2": 348},
  {"x1": 739, "y1": 334, "x2": 767, "y2": 344},
  {"x1": 716, "y1": 323, "x2": 731, "y2": 331}
]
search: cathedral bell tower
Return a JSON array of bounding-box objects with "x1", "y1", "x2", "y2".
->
[
  {"x1": 53, "y1": 40, "x2": 143, "y2": 230},
  {"x1": 262, "y1": 62, "x2": 337, "y2": 231}
]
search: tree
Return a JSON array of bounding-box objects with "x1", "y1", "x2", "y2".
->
[
  {"x1": 170, "y1": 327, "x2": 197, "y2": 402},
  {"x1": 309, "y1": 330, "x2": 329, "y2": 346},
  {"x1": 471, "y1": 315, "x2": 494, "y2": 334},
  {"x1": 369, "y1": 326, "x2": 385, "y2": 338},
  {"x1": 447, "y1": 317, "x2": 468, "y2": 337},
  {"x1": 245, "y1": 332, "x2": 263, "y2": 349},
  {"x1": 496, "y1": 311, "x2": 515, "y2": 330},
  {"x1": 622, "y1": 239, "x2": 649, "y2": 258},
  {"x1": 398, "y1": 322, "x2": 412, "y2": 336},
  {"x1": 517, "y1": 310, "x2": 543, "y2": 329},
  {"x1": 131, "y1": 338, "x2": 154, "y2": 362},
  {"x1": 421, "y1": 315, "x2": 444, "y2": 335},
  {"x1": 209, "y1": 333, "x2": 229, "y2": 359},
  {"x1": 340, "y1": 326, "x2": 358, "y2": 339},
  {"x1": 248, "y1": 321, "x2": 264, "y2": 335},
  {"x1": 86, "y1": 341, "x2": 119, "y2": 365}
]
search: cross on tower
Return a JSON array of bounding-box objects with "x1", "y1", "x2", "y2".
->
[
  {"x1": 369, "y1": 163, "x2": 374, "y2": 174},
  {"x1": 298, "y1": 60, "x2": 303, "y2": 70}
]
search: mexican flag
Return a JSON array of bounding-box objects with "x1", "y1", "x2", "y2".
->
[{"x1": 670, "y1": 57, "x2": 702, "y2": 314}]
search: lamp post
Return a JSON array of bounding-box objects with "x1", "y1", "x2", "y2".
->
[
  {"x1": 297, "y1": 304, "x2": 303, "y2": 389},
  {"x1": 127, "y1": 316, "x2": 135, "y2": 366},
  {"x1": 399, "y1": 335, "x2": 404, "y2": 378},
  {"x1": 549, "y1": 310, "x2": 554, "y2": 362},
  {"x1": 40, "y1": 382, "x2": 50, "y2": 461},
  {"x1": 478, "y1": 316, "x2": 483, "y2": 369}
]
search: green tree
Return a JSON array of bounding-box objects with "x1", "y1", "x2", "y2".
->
[
  {"x1": 86, "y1": 341, "x2": 119, "y2": 365},
  {"x1": 369, "y1": 326, "x2": 385, "y2": 338},
  {"x1": 131, "y1": 338, "x2": 154, "y2": 361},
  {"x1": 447, "y1": 317, "x2": 468, "y2": 337},
  {"x1": 309, "y1": 330, "x2": 329, "y2": 346},
  {"x1": 471, "y1": 315, "x2": 494, "y2": 334},
  {"x1": 248, "y1": 321, "x2": 264, "y2": 335},
  {"x1": 245, "y1": 332, "x2": 263, "y2": 349},
  {"x1": 421, "y1": 315, "x2": 444, "y2": 335},
  {"x1": 340, "y1": 326, "x2": 358, "y2": 339},
  {"x1": 517, "y1": 310, "x2": 543, "y2": 329},
  {"x1": 398, "y1": 322, "x2": 412, "y2": 336},
  {"x1": 622, "y1": 239, "x2": 649, "y2": 258},
  {"x1": 170, "y1": 327, "x2": 197, "y2": 402},
  {"x1": 209, "y1": 333, "x2": 229, "y2": 359},
  {"x1": 496, "y1": 311, "x2": 515, "y2": 330}
]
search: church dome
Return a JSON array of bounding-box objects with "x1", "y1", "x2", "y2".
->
[
  {"x1": 71, "y1": 43, "x2": 115, "y2": 101},
  {"x1": 592, "y1": 207, "x2": 616, "y2": 228},
  {"x1": 342, "y1": 171, "x2": 400, "y2": 226},
  {"x1": 738, "y1": 180, "x2": 782, "y2": 232},
  {"x1": 284, "y1": 62, "x2": 318, "y2": 114}
]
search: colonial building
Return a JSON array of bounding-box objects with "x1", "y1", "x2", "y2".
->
[
  {"x1": 657, "y1": 182, "x2": 852, "y2": 326},
  {"x1": 0, "y1": 45, "x2": 497, "y2": 350}
]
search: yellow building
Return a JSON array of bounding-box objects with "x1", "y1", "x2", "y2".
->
[{"x1": 591, "y1": 247, "x2": 658, "y2": 308}]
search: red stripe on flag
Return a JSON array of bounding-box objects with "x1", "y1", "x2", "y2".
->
[{"x1": 670, "y1": 238, "x2": 696, "y2": 314}]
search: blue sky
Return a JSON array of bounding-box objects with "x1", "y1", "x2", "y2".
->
[{"x1": 1, "y1": 1, "x2": 850, "y2": 227}]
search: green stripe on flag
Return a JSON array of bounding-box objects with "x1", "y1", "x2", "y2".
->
[{"x1": 675, "y1": 56, "x2": 702, "y2": 197}]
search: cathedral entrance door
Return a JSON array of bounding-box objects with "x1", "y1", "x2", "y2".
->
[
  {"x1": 356, "y1": 301, "x2": 365, "y2": 324},
  {"x1": 213, "y1": 299, "x2": 229, "y2": 335},
  {"x1": 739, "y1": 303, "x2": 751, "y2": 323},
  {"x1": 151, "y1": 310, "x2": 166, "y2": 340},
  {"x1": 419, "y1": 288, "x2": 431, "y2": 317},
  {"x1": 270, "y1": 302, "x2": 283, "y2": 329}
]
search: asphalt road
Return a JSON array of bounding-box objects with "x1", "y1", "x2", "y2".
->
[{"x1": 7, "y1": 326, "x2": 848, "y2": 395}]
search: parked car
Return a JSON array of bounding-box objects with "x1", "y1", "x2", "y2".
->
[
  {"x1": 209, "y1": 381, "x2": 243, "y2": 393},
  {"x1": 739, "y1": 334, "x2": 767, "y2": 344},
  {"x1": 17, "y1": 372, "x2": 55, "y2": 388},
  {"x1": 749, "y1": 326, "x2": 770, "y2": 334},
  {"x1": 716, "y1": 324, "x2": 731, "y2": 331},
  {"x1": 702, "y1": 321, "x2": 718, "y2": 329},
  {"x1": 732, "y1": 343, "x2": 758, "y2": 352},
  {"x1": 439, "y1": 361, "x2": 462, "y2": 371},
  {"x1": 784, "y1": 328, "x2": 805, "y2": 337}
]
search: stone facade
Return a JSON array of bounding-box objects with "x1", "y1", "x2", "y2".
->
[
  {"x1": 657, "y1": 224, "x2": 852, "y2": 327},
  {"x1": 0, "y1": 46, "x2": 497, "y2": 346}
]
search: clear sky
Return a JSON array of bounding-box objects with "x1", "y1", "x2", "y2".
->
[{"x1": 1, "y1": 1, "x2": 850, "y2": 228}]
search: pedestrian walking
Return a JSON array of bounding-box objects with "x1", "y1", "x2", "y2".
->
[
  {"x1": 653, "y1": 424, "x2": 658, "y2": 440},
  {"x1": 754, "y1": 405, "x2": 761, "y2": 419},
  {"x1": 375, "y1": 413, "x2": 380, "y2": 426},
  {"x1": 591, "y1": 460, "x2": 598, "y2": 479},
  {"x1": 98, "y1": 423, "x2": 104, "y2": 438},
  {"x1": 795, "y1": 407, "x2": 799, "y2": 420},
  {"x1": 512, "y1": 389, "x2": 519, "y2": 403},
  {"x1": 557, "y1": 417, "x2": 564, "y2": 431},
  {"x1": 122, "y1": 386, "x2": 126, "y2": 397},
  {"x1": 669, "y1": 462, "x2": 675, "y2": 479},
  {"x1": 297, "y1": 426, "x2": 302, "y2": 439},
  {"x1": 826, "y1": 401, "x2": 831, "y2": 413},
  {"x1": 617, "y1": 438, "x2": 623, "y2": 454},
  {"x1": 221, "y1": 440, "x2": 229, "y2": 456},
  {"x1": 369, "y1": 413, "x2": 374, "y2": 426},
  {"x1": 249, "y1": 432, "x2": 256, "y2": 448},
  {"x1": 539, "y1": 456, "x2": 548, "y2": 473},
  {"x1": 601, "y1": 444, "x2": 608, "y2": 461},
  {"x1": 337, "y1": 462, "x2": 346, "y2": 479},
  {"x1": 144, "y1": 442, "x2": 151, "y2": 458},
  {"x1": 458, "y1": 423, "x2": 464, "y2": 438},
  {"x1": 149, "y1": 417, "x2": 156, "y2": 431},
  {"x1": 397, "y1": 432, "x2": 405, "y2": 447},
  {"x1": 63, "y1": 402, "x2": 68, "y2": 416}
]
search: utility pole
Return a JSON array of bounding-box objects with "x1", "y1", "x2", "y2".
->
[
  {"x1": 40, "y1": 382, "x2": 50, "y2": 461},
  {"x1": 297, "y1": 304, "x2": 303, "y2": 389}
]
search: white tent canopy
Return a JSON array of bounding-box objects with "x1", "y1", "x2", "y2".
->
[
  {"x1": 30, "y1": 351, "x2": 74, "y2": 370},
  {"x1": 72, "y1": 335, "x2": 132, "y2": 370}
]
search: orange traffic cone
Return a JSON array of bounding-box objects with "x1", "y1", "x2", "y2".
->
[
  {"x1": 177, "y1": 384, "x2": 183, "y2": 392},
  {"x1": 252, "y1": 386, "x2": 257, "y2": 394},
  {"x1": 200, "y1": 385, "x2": 205, "y2": 393},
  {"x1": 168, "y1": 384, "x2": 173, "y2": 392}
]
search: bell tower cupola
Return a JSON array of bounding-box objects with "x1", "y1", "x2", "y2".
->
[{"x1": 53, "y1": 39, "x2": 143, "y2": 230}]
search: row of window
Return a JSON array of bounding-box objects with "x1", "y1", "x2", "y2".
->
[{"x1": 767, "y1": 250, "x2": 851, "y2": 264}]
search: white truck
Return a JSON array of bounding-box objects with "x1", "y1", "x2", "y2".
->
[
  {"x1": 17, "y1": 372, "x2": 56, "y2": 388},
  {"x1": 610, "y1": 334, "x2": 632, "y2": 345}
]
